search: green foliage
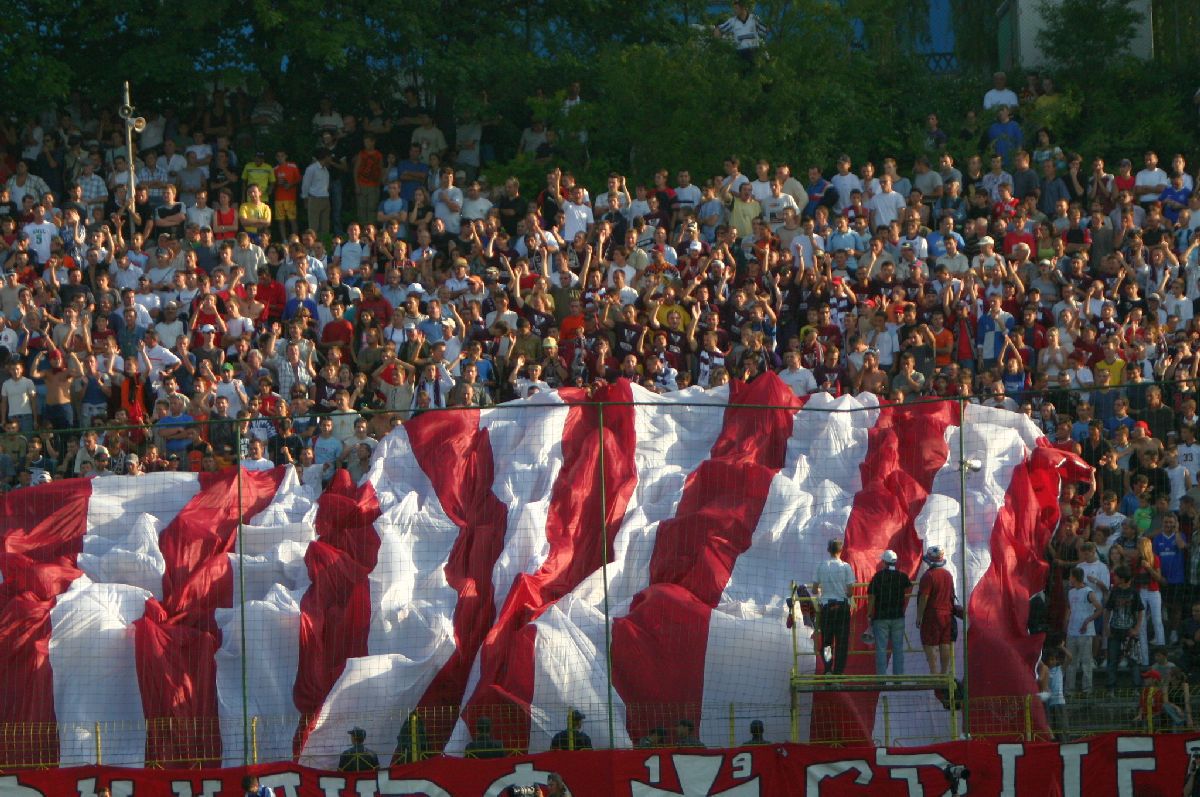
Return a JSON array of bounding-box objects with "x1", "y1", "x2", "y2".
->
[
  {"x1": 1035, "y1": 0, "x2": 1142, "y2": 76},
  {"x1": 1, "y1": 0, "x2": 1196, "y2": 185}
]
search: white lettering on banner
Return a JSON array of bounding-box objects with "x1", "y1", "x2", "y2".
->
[
  {"x1": 996, "y1": 743, "x2": 1024, "y2": 797},
  {"x1": 1116, "y1": 736, "x2": 1156, "y2": 797},
  {"x1": 376, "y1": 772, "x2": 452, "y2": 796},
  {"x1": 0, "y1": 775, "x2": 44, "y2": 797},
  {"x1": 75, "y1": 778, "x2": 134, "y2": 797},
  {"x1": 874, "y1": 750, "x2": 955, "y2": 796},
  {"x1": 169, "y1": 781, "x2": 220, "y2": 797},
  {"x1": 258, "y1": 773, "x2": 301, "y2": 797},
  {"x1": 1058, "y1": 742, "x2": 1088, "y2": 797},
  {"x1": 318, "y1": 776, "x2": 347, "y2": 797},
  {"x1": 354, "y1": 780, "x2": 377, "y2": 797},
  {"x1": 482, "y1": 763, "x2": 554, "y2": 797},
  {"x1": 630, "y1": 754, "x2": 760, "y2": 796},
  {"x1": 805, "y1": 760, "x2": 872, "y2": 797}
]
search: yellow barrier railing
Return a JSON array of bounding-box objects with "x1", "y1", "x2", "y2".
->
[{"x1": 0, "y1": 690, "x2": 1190, "y2": 771}]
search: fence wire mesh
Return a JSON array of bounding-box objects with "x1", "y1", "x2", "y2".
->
[{"x1": 0, "y1": 391, "x2": 1191, "y2": 770}]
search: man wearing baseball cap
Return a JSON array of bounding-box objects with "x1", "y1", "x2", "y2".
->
[
  {"x1": 917, "y1": 546, "x2": 956, "y2": 677},
  {"x1": 549, "y1": 709, "x2": 591, "y2": 751},
  {"x1": 338, "y1": 726, "x2": 379, "y2": 772},
  {"x1": 867, "y1": 549, "x2": 912, "y2": 677}
]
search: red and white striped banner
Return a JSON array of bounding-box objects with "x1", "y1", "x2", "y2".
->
[{"x1": 0, "y1": 374, "x2": 1085, "y2": 768}]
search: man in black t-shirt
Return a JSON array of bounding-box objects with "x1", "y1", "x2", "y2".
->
[
  {"x1": 1104, "y1": 566, "x2": 1144, "y2": 692},
  {"x1": 867, "y1": 549, "x2": 912, "y2": 676}
]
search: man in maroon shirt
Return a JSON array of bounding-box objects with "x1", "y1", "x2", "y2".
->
[
  {"x1": 254, "y1": 265, "x2": 286, "y2": 325},
  {"x1": 917, "y1": 545, "x2": 956, "y2": 676},
  {"x1": 320, "y1": 301, "x2": 354, "y2": 353}
]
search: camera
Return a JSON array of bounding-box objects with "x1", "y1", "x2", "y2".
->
[{"x1": 943, "y1": 764, "x2": 971, "y2": 794}]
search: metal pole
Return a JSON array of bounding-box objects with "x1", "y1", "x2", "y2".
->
[
  {"x1": 122, "y1": 82, "x2": 137, "y2": 245},
  {"x1": 957, "y1": 397, "x2": 971, "y2": 739},
  {"x1": 236, "y1": 420, "x2": 250, "y2": 764},
  {"x1": 597, "y1": 402, "x2": 616, "y2": 749}
]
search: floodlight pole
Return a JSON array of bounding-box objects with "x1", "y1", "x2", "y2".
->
[{"x1": 119, "y1": 82, "x2": 138, "y2": 245}]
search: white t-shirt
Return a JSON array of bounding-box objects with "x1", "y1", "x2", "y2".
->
[
  {"x1": 187, "y1": 205, "x2": 215, "y2": 229},
  {"x1": 1177, "y1": 443, "x2": 1200, "y2": 474},
  {"x1": 1, "y1": 376, "x2": 36, "y2": 416},
  {"x1": 1135, "y1": 167, "x2": 1170, "y2": 204},
  {"x1": 867, "y1": 191, "x2": 907, "y2": 229},
  {"x1": 215, "y1": 377, "x2": 247, "y2": 414},
  {"x1": 23, "y1": 221, "x2": 58, "y2": 265},
  {"x1": 242, "y1": 457, "x2": 275, "y2": 472},
  {"x1": 779, "y1": 366, "x2": 818, "y2": 396},
  {"x1": 831, "y1": 173, "x2": 863, "y2": 212},
  {"x1": 674, "y1": 184, "x2": 702, "y2": 211},
  {"x1": 460, "y1": 196, "x2": 493, "y2": 222},
  {"x1": 982, "y1": 88, "x2": 1019, "y2": 110},
  {"x1": 814, "y1": 557, "x2": 855, "y2": 604},
  {"x1": 561, "y1": 200, "x2": 594, "y2": 241},
  {"x1": 433, "y1": 186, "x2": 464, "y2": 234},
  {"x1": 1066, "y1": 586, "x2": 1099, "y2": 638},
  {"x1": 750, "y1": 179, "x2": 773, "y2": 202},
  {"x1": 185, "y1": 143, "x2": 213, "y2": 177}
]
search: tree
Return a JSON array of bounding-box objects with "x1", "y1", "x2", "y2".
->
[{"x1": 1035, "y1": 0, "x2": 1142, "y2": 76}]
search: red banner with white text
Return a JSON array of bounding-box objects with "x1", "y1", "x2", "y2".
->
[{"x1": 1, "y1": 733, "x2": 1197, "y2": 796}]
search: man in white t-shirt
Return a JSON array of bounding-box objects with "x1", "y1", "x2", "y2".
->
[
  {"x1": 1135, "y1": 151, "x2": 1170, "y2": 207},
  {"x1": 432, "y1": 168, "x2": 463, "y2": 235},
  {"x1": 0, "y1": 361, "x2": 37, "y2": 432},
  {"x1": 830, "y1": 155, "x2": 862, "y2": 213},
  {"x1": 867, "y1": 176, "x2": 907, "y2": 230},
  {"x1": 813, "y1": 538, "x2": 856, "y2": 674},
  {"x1": 982, "y1": 72, "x2": 1019, "y2": 110},
  {"x1": 673, "y1": 171, "x2": 703, "y2": 223},
  {"x1": 761, "y1": 181, "x2": 799, "y2": 233},
  {"x1": 460, "y1": 180, "x2": 493, "y2": 223},
  {"x1": 22, "y1": 204, "x2": 58, "y2": 265},
  {"x1": 241, "y1": 438, "x2": 275, "y2": 472},
  {"x1": 561, "y1": 185, "x2": 594, "y2": 241},
  {"x1": 749, "y1": 160, "x2": 774, "y2": 202},
  {"x1": 778, "y1": 351, "x2": 817, "y2": 396}
]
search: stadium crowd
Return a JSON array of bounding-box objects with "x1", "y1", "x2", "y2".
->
[{"x1": 2, "y1": 69, "x2": 1200, "y2": 713}]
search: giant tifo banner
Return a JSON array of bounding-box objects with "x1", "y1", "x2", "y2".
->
[
  {"x1": 0, "y1": 374, "x2": 1088, "y2": 770},
  {"x1": 0, "y1": 734, "x2": 1197, "y2": 796}
]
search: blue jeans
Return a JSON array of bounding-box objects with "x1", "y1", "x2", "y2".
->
[
  {"x1": 873, "y1": 618, "x2": 906, "y2": 676},
  {"x1": 44, "y1": 402, "x2": 74, "y2": 431}
]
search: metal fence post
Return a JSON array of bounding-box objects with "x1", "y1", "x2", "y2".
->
[
  {"x1": 236, "y1": 419, "x2": 250, "y2": 764},
  {"x1": 597, "y1": 401, "x2": 616, "y2": 748}
]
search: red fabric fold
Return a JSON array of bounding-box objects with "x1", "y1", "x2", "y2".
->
[
  {"x1": 612, "y1": 374, "x2": 799, "y2": 743},
  {"x1": 0, "y1": 479, "x2": 91, "y2": 767},
  {"x1": 135, "y1": 468, "x2": 284, "y2": 767},
  {"x1": 291, "y1": 469, "x2": 381, "y2": 757},
  {"x1": 404, "y1": 408, "x2": 510, "y2": 750},
  {"x1": 461, "y1": 380, "x2": 639, "y2": 752},
  {"x1": 965, "y1": 442, "x2": 1088, "y2": 739}
]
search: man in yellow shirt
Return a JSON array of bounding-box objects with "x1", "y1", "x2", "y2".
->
[
  {"x1": 1093, "y1": 344, "x2": 1126, "y2": 386},
  {"x1": 238, "y1": 184, "x2": 272, "y2": 244},
  {"x1": 240, "y1": 151, "x2": 274, "y2": 201}
]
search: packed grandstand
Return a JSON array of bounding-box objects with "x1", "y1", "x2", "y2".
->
[{"x1": 1, "y1": 58, "x2": 1200, "y2": 794}]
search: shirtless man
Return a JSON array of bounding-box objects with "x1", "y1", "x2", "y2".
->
[{"x1": 35, "y1": 337, "x2": 82, "y2": 435}]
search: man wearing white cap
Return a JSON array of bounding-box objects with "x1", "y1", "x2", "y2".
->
[{"x1": 867, "y1": 550, "x2": 912, "y2": 676}]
